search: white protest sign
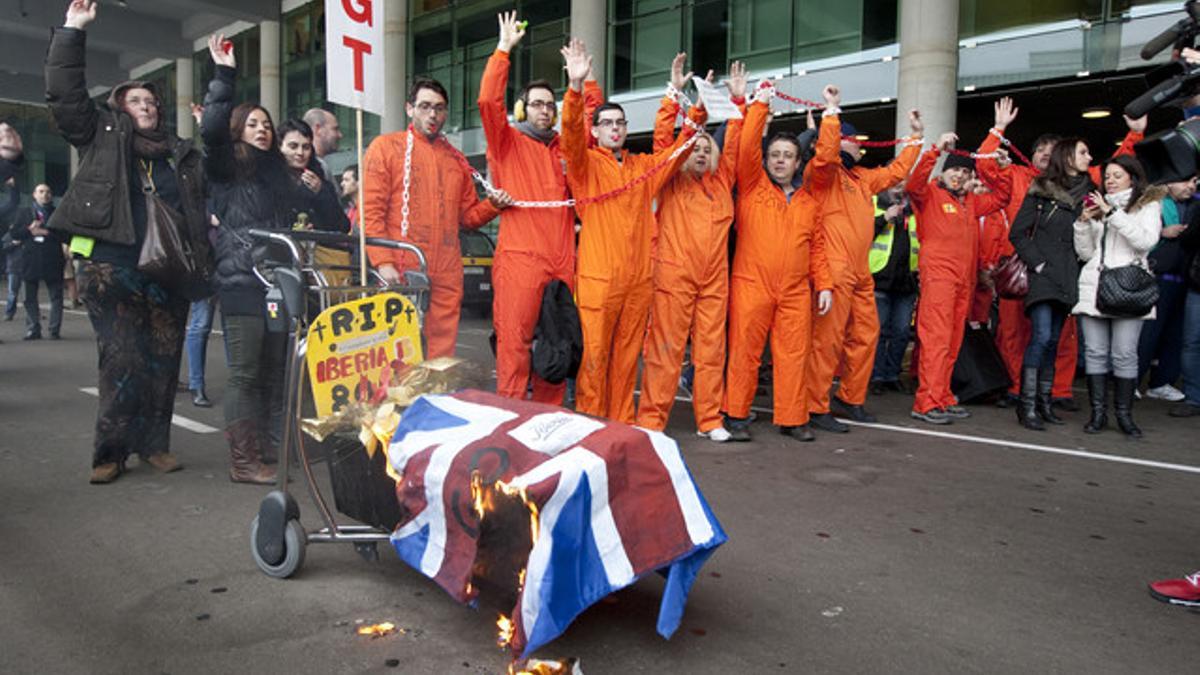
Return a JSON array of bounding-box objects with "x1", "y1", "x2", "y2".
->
[
  {"x1": 692, "y1": 76, "x2": 742, "y2": 121},
  {"x1": 326, "y1": 0, "x2": 386, "y2": 115}
]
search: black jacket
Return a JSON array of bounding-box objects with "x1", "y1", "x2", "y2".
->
[
  {"x1": 202, "y1": 66, "x2": 293, "y2": 314},
  {"x1": 44, "y1": 27, "x2": 208, "y2": 264},
  {"x1": 11, "y1": 203, "x2": 65, "y2": 282},
  {"x1": 1010, "y1": 177, "x2": 1087, "y2": 311}
]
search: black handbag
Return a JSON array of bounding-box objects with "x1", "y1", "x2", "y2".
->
[
  {"x1": 1095, "y1": 216, "x2": 1158, "y2": 318},
  {"x1": 951, "y1": 323, "x2": 1012, "y2": 403},
  {"x1": 136, "y1": 161, "x2": 211, "y2": 299}
]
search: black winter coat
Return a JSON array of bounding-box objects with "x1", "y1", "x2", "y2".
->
[
  {"x1": 1010, "y1": 177, "x2": 1087, "y2": 311},
  {"x1": 44, "y1": 28, "x2": 208, "y2": 260},
  {"x1": 201, "y1": 66, "x2": 293, "y2": 313},
  {"x1": 11, "y1": 204, "x2": 65, "y2": 282}
]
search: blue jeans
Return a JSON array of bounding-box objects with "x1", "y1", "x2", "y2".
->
[
  {"x1": 1023, "y1": 301, "x2": 1067, "y2": 371},
  {"x1": 5, "y1": 273, "x2": 21, "y2": 318},
  {"x1": 872, "y1": 290, "x2": 916, "y2": 383},
  {"x1": 1138, "y1": 276, "x2": 1187, "y2": 388},
  {"x1": 185, "y1": 297, "x2": 216, "y2": 390},
  {"x1": 1181, "y1": 290, "x2": 1200, "y2": 406}
]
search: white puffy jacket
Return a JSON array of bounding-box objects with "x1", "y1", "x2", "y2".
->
[{"x1": 1073, "y1": 186, "x2": 1164, "y2": 319}]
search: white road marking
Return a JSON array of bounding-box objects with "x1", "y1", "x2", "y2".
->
[
  {"x1": 79, "y1": 387, "x2": 220, "y2": 434},
  {"x1": 663, "y1": 394, "x2": 1200, "y2": 476}
]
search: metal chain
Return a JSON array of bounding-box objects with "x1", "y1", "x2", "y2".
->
[{"x1": 400, "y1": 127, "x2": 413, "y2": 239}]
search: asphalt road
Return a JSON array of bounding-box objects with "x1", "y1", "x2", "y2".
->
[{"x1": 2, "y1": 302, "x2": 1199, "y2": 674}]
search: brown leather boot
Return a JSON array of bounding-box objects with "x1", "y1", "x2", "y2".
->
[{"x1": 225, "y1": 419, "x2": 277, "y2": 485}]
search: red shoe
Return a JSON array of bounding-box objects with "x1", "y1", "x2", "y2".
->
[{"x1": 1148, "y1": 572, "x2": 1200, "y2": 608}]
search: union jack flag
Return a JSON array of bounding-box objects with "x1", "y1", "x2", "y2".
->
[{"x1": 385, "y1": 390, "x2": 727, "y2": 657}]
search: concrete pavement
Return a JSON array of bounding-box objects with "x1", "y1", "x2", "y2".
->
[{"x1": 2, "y1": 305, "x2": 1199, "y2": 674}]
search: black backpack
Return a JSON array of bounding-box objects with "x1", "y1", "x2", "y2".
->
[{"x1": 531, "y1": 279, "x2": 583, "y2": 384}]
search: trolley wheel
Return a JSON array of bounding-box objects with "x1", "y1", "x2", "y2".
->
[{"x1": 251, "y1": 515, "x2": 306, "y2": 578}]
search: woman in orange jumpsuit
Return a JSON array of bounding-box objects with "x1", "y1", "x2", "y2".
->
[
  {"x1": 559, "y1": 40, "x2": 704, "y2": 423},
  {"x1": 636, "y1": 61, "x2": 747, "y2": 440},
  {"x1": 906, "y1": 120, "x2": 1012, "y2": 425},
  {"x1": 721, "y1": 83, "x2": 840, "y2": 442}
]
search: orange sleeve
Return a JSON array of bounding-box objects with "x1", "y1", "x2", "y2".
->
[
  {"x1": 802, "y1": 113, "x2": 842, "y2": 194},
  {"x1": 716, "y1": 103, "x2": 745, "y2": 187},
  {"x1": 561, "y1": 87, "x2": 590, "y2": 182},
  {"x1": 974, "y1": 130, "x2": 1003, "y2": 187},
  {"x1": 1089, "y1": 129, "x2": 1144, "y2": 184},
  {"x1": 583, "y1": 79, "x2": 604, "y2": 147},
  {"x1": 362, "y1": 135, "x2": 396, "y2": 267},
  {"x1": 478, "y1": 50, "x2": 516, "y2": 159},
  {"x1": 653, "y1": 96, "x2": 682, "y2": 152},
  {"x1": 736, "y1": 101, "x2": 769, "y2": 193},
  {"x1": 972, "y1": 161, "x2": 1012, "y2": 218},
  {"x1": 647, "y1": 101, "x2": 707, "y2": 195},
  {"x1": 457, "y1": 160, "x2": 500, "y2": 230},
  {"x1": 905, "y1": 147, "x2": 938, "y2": 210},
  {"x1": 810, "y1": 220, "x2": 833, "y2": 291},
  {"x1": 861, "y1": 140, "x2": 922, "y2": 195}
]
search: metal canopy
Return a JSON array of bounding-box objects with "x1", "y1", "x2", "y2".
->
[{"x1": 0, "y1": 0, "x2": 280, "y2": 104}]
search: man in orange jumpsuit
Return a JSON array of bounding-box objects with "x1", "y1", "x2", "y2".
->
[
  {"x1": 806, "y1": 108, "x2": 924, "y2": 433},
  {"x1": 992, "y1": 113, "x2": 1146, "y2": 408},
  {"x1": 560, "y1": 40, "x2": 703, "y2": 423},
  {"x1": 722, "y1": 83, "x2": 839, "y2": 442},
  {"x1": 478, "y1": 13, "x2": 603, "y2": 403},
  {"x1": 906, "y1": 114, "x2": 1012, "y2": 425},
  {"x1": 970, "y1": 178, "x2": 1010, "y2": 325},
  {"x1": 363, "y1": 77, "x2": 513, "y2": 359},
  {"x1": 636, "y1": 59, "x2": 747, "y2": 440}
]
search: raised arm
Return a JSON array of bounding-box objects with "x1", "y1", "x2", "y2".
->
[
  {"x1": 560, "y1": 39, "x2": 594, "y2": 181},
  {"x1": 905, "y1": 141, "x2": 941, "y2": 210},
  {"x1": 200, "y1": 34, "x2": 239, "y2": 183},
  {"x1": 652, "y1": 98, "x2": 683, "y2": 153},
  {"x1": 736, "y1": 94, "x2": 772, "y2": 193},
  {"x1": 478, "y1": 12, "x2": 523, "y2": 158},
  {"x1": 714, "y1": 61, "x2": 748, "y2": 186},
  {"x1": 45, "y1": 3, "x2": 102, "y2": 148},
  {"x1": 645, "y1": 100, "x2": 706, "y2": 195},
  {"x1": 860, "y1": 108, "x2": 924, "y2": 194},
  {"x1": 802, "y1": 85, "x2": 845, "y2": 194}
]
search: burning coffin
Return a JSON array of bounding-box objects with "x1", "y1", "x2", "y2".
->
[{"x1": 383, "y1": 390, "x2": 726, "y2": 658}]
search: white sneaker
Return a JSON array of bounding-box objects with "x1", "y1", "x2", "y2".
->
[
  {"x1": 698, "y1": 427, "x2": 732, "y2": 442},
  {"x1": 1146, "y1": 384, "x2": 1186, "y2": 402}
]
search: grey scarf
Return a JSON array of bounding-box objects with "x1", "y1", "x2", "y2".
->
[{"x1": 515, "y1": 120, "x2": 556, "y2": 145}]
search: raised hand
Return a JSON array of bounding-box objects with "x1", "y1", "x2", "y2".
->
[
  {"x1": 937, "y1": 131, "x2": 958, "y2": 152},
  {"x1": 752, "y1": 78, "x2": 775, "y2": 105},
  {"x1": 909, "y1": 109, "x2": 924, "y2": 136},
  {"x1": 725, "y1": 61, "x2": 747, "y2": 100},
  {"x1": 1124, "y1": 113, "x2": 1148, "y2": 134},
  {"x1": 64, "y1": 0, "x2": 97, "y2": 30},
  {"x1": 208, "y1": 33, "x2": 236, "y2": 69},
  {"x1": 496, "y1": 11, "x2": 525, "y2": 53},
  {"x1": 670, "y1": 52, "x2": 693, "y2": 93},
  {"x1": 189, "y1": 103, "x2": 204, "y2": 126},
  {"x1": 560, "y1": 39, "x2": 592, "y2": 89},
  {"x1": 994, "y1": 96, "x2": 1018, "y2": 131},
  {"x1": 0, "y1": 122, "x2": 23, "y2": 161},
  {"x1": 822, "y1": 84, "x2": 841, "y2": 110},
  {"x1": 806, "y1": 108, "x2": 816, "y2": 130}
]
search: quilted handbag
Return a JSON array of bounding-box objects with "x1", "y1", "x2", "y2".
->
[{"x1": 1095, "y1": 219, "x2": 1158, "y2": 318}]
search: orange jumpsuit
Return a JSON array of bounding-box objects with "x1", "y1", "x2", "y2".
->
[
  {"x1": 636, "y1": 100, "x2": 744, "y2": 433},
  {"x1": 907, "y1": 137, "x2": 1011, "y2": 414},
  {"x1": 970, "y1": 209, "x2": 1009, "y2": 324},
  {"x1": 362, "y1": 130, "x2": 499, "y2": 359},
  {"x1": 993, "y1": 129, "x2": 1142, "y2": 398},
  {"x1": 561, "y1": 87, "x2": 704, "y2": 423},
  {"x1": 723, "y1": 102, "x2": 837, "y2": 426},
  {"x1": 477, "y1": 51, "x2": 602, "y2": 404},
  {"x1": 806, "y1": 135, "x2": 921, "y2": 414}
]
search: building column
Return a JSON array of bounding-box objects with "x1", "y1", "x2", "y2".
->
[
  {"x1": 175, "y1": 57, "x2": 195, "y2": 139},
  {"x1": 259, "y1": 19, "x2": 282, "y2": 124},
  {"x1": 895, "y1": 0, "x2": 959, "y2": 143},
  {"x1": 383, "y1": 0, "x2": 408, "y2": 133},
  {"x1": 571, "y1": 0, "x2": 606, "y2": 89}
]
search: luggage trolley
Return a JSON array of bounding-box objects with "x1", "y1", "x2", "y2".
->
[{"x1": 245, "y1": 228, "x2": 429, "y2": 579}]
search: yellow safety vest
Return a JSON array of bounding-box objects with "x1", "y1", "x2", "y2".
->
[{"x1": 869, "y1": 198, "x2": 920, "y2": 275}]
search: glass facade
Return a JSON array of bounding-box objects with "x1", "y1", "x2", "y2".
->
[{"x1": 0, "y1": 102, "x2": 71, "y2": 199}]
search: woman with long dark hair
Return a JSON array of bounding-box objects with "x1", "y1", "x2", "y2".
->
[
  {"x1": 276, "y1": 118, "x2": 350, "y2": 233},
  {"x1": 1009, "y1": 137, "x2": 1094, "y2": 430},
  {"x1": 46, "y1": 1, "x2": 210, "y2": 483},
  {"x1": 202, "y1": 34, "x2": 294, "y2": 485},
  {"x1": 1074, "y1": 155, "x2": 1162, "y2": 437}
]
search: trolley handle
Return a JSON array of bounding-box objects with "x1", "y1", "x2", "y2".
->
[{"x1": 246, "y1": 228, "x2": 429, "y2": 274}]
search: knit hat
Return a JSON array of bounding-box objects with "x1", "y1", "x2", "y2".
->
[{"x1": 942, "y1": 152, "x2": 975, "y2": 172}]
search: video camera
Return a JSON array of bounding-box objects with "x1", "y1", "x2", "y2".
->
[{"x1": 1130, "y1": 1, "x2": 1200, "y2": 183}]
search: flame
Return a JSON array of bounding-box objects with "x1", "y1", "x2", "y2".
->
[
  {"x1": 496, "y1": 613, "x2": 515, "y2": 649},
  {"x1": 509, "y1": 658, "x2": 577, "y2": 675},
  {"x1": 470, "y1": 470, "x2": 487, "y2": 520},
  {"x1": 356, "y1": 622, "x2": 397, "y2": 638}
]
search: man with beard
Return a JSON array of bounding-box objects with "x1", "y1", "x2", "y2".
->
[
  {"x1": 905, "y1": 99, "x2": 1014, "y2": 424},
  {"x1": 362, "y1": 78, "x2": 514, "y2": 359}
]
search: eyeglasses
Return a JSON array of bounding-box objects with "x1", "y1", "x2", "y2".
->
[
  {"x1": 414, "y1": 102, "x2": 448, "y2": 114},
  {"x1": 595, "y1": 119, "x2": 628, "y2": 129},
  {"x1": 526, "y1": 100, "x2": 556, "y2": 111}
]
